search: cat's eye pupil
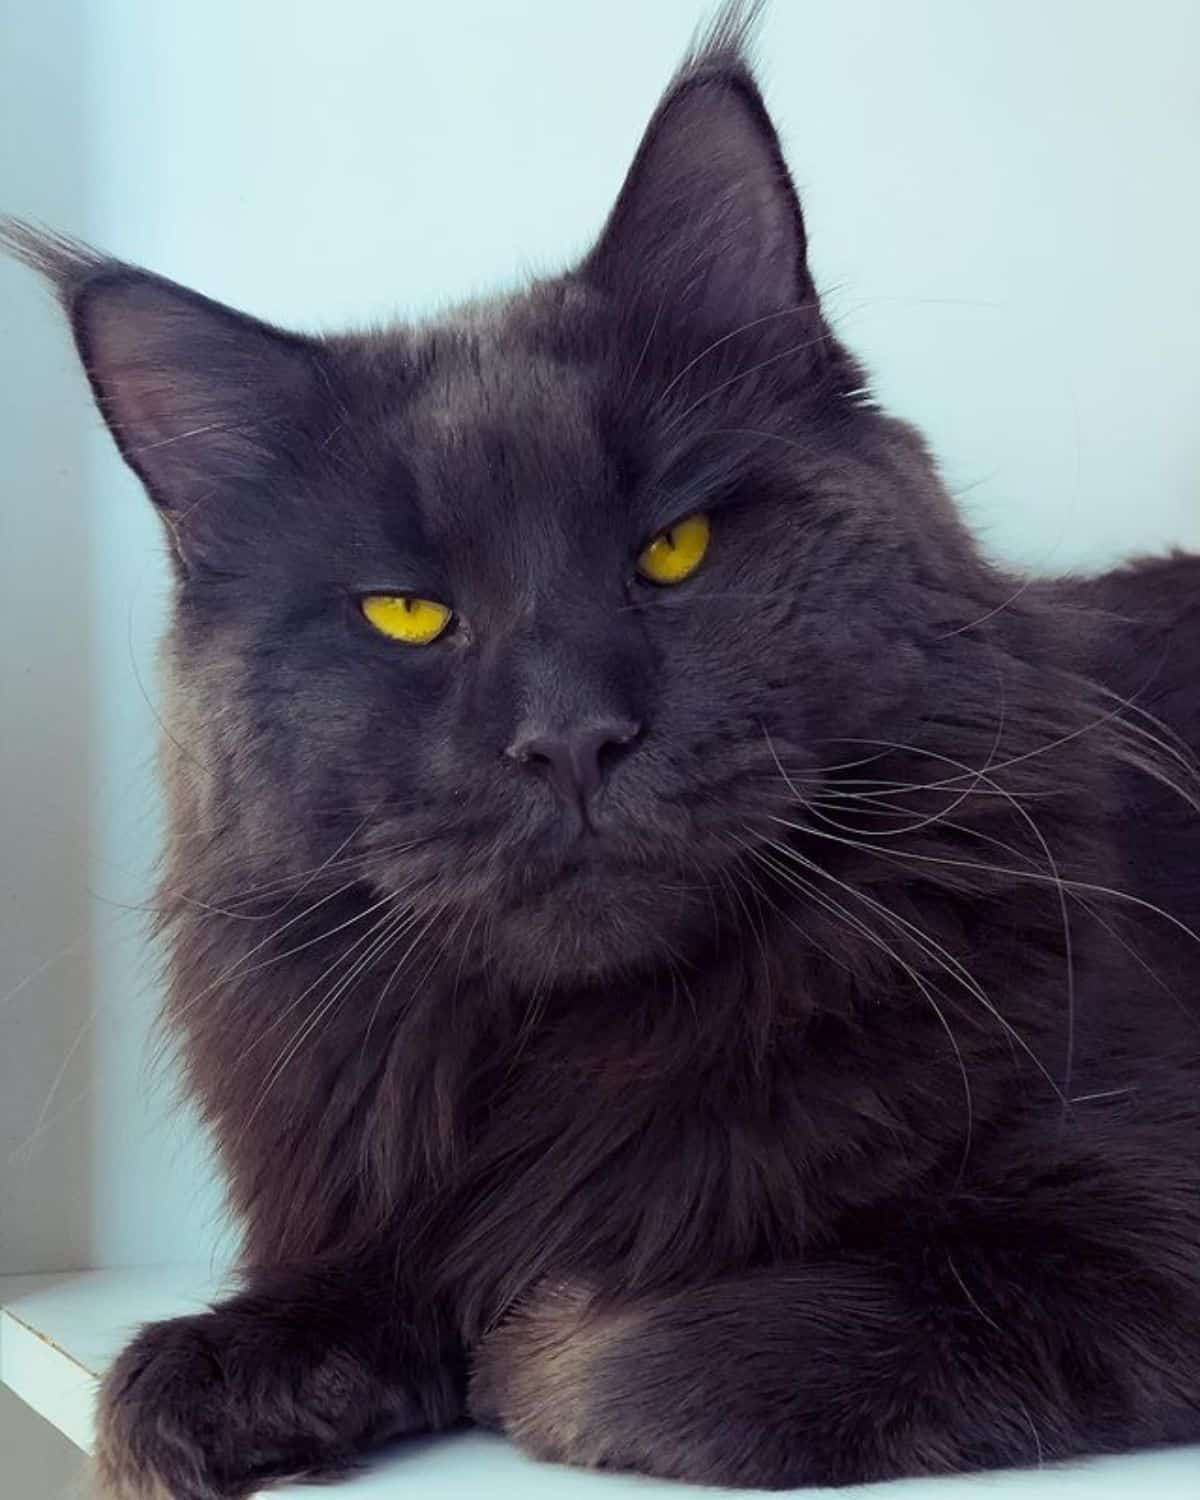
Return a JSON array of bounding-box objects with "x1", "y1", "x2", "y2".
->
[
  {"x1": 636, "y1": 511, "x2": 710, "y2": 585},
  {"x1": 360, "y1": 592, "x2": 452, "y2": 645}
]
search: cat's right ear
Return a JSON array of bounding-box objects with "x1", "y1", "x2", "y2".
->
[{"x1": 1, "y1": 219, "x2": 322, "y2": 570}]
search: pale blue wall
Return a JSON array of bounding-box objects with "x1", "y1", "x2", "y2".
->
[{"x1": 1, "y1": 0, "x2": 1197, "y2": 1275}]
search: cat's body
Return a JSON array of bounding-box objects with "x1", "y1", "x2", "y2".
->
[
  {"x1": 142, "y1": 548, "x2": 1200, "y2": 1492},
  {"x1": 1067, "y1": 556, "x2": 1200, "y2": 995},
  {"x1": 5, "y1": 4, "x2": 1199, "y2": 1494}
]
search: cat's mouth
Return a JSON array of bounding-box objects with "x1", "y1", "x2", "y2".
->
[
  {"x1": 502, "y1": 839, "x2": 642, "y2": 903},
  {"x1": 374, "y1": 813, "x2": 711, "y2": 981},
  {"x1": 466, "y1": 831, "x2": 707, "y2": 983}
]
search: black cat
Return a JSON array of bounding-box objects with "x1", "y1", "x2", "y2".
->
[{"x1": 5, "y1": 3, "x2": 1198, "y2": 1494}]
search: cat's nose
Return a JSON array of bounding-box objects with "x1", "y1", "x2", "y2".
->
[{"x1": 506, "y1": 718, "x2": 641, "y2": 813}]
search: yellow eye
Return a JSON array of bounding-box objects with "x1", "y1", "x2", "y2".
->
[
  {"x1": 360, "y1": 594, "x2": 452, "y2": 645},
  {"x1": 636, "y1": 512, "x2": 710, "y2": 585}
]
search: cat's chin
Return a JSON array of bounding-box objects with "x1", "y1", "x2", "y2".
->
[
  {"x1": 484, "y1": 863, "x2": 701, "y2": 987},
  {"x1": 487, "y1": 912, "x2": 666, "y2": 987}
]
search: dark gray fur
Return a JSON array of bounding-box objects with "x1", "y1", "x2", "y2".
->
[{"x1": 4, "y1": 2, "x2": 1199, "y2": 1492}]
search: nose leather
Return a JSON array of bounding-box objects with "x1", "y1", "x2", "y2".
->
[{"x1": 507, "y1": 718, "x2": 641, "y2": 813}]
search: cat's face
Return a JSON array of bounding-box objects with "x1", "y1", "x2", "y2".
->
[
  {"x1": 7, "y1": 32, "x2": 976, "y2": 985},
  {"x1": 185, "y1": 315, "x2": 930, "y2": 985}
]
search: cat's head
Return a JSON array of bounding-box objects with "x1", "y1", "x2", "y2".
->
[{"x1": 3, "y1": 10, "x2": 984, "y2": 987}]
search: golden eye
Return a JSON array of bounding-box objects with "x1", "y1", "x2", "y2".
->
[
  {"x1": 360, "y1": 594, "x2": 452, "y2": 645},
  {"x1": 636, "y1": 512, "x2": 711, "y2": 585}
]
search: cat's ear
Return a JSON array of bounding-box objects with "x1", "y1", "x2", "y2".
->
[
  {"x1": 583, "y1": 11, "x2": 813, "y2": 337},
  {"x1": 1, "y1": 219, "x2": 320, "y2": 562}
]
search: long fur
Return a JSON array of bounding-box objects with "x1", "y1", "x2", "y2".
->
[{"x1": 6, "y1": 3, "x2": 1199, "y2": 1494}]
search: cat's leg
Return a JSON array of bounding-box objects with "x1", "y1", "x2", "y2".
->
[
  {"x1": 95, "y1": 1255, "x2": 464, "y2": 1500},
  {"x1": 469, "y1": 1185, "x2": 1200, "y2": 1487}
]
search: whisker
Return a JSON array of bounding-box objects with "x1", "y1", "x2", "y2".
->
[
  {"x1": 934, "y1": 575, "x2": 1038, "y2": 640},
  {"x1": 372, "y1": 902, "x2": 451, "y2": 1017},
  {"x1": 767, "y1": 814, "x2": 1200, "y2": 954},
  {"x1": 237, "y1": 890, "x2": 417, "y2": 1027},
  {"x1": 1074, "y1": 896, "x2": 1193, "y2": 1022},
  {"x1": 9, "y1": 1012, "x2": 94, "y2": 1167},
  {"x1": 243, "y1": 902, "x2": 420, "y2": 1133},
  {"x1": 758, "y1": 835, "x2": 1063, "y2": 1102},
  {"x1": 650, "y1": 304, "x2": 817, "y2": 413},
  {"x1": 719, "y1": 835, "x2": 851, "y2": 977},
  {"x1": 164, "y1": 879, "x2": 399, "y2": 1036},
  {"x1": 743, "y1": 838, "x2": 975, "y2": 1172},
  {"x1": 778, "y1": 687, "x2": 1081, "y2": 1107},
  {"x1": 662, "y1": 331, "x2": 831, "y2": 432}
]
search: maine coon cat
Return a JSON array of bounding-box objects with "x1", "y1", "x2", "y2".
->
[{"x1": 4, "y1": 4, "x2": 1199, "y2": 1494}]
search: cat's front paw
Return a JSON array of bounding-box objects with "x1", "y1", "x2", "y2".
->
[{"x1": 94, "y1": 1309, "x2": 405, "y2": 1499}]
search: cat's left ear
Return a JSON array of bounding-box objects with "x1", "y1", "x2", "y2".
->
[{"x1": 583, "y1": 18, "x2": 815, "y2": 338}]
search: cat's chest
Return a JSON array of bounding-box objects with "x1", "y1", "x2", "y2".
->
[{"x1": 440, "y1": 1033, "x2": 933, "y2": 1329}]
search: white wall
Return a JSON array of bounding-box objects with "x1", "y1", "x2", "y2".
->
[{"x1": 2, "y1": 0, "x2": 1198, "y2": 1285}]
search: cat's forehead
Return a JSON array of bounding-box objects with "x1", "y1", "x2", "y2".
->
[{"x1": 399, "y1": 330, "x2": 614, "y2": 538}]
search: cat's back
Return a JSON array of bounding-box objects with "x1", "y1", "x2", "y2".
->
[
  {"x1": 1051, "y1": 551, "x2": 1200, "y2": 993},
  {"x1": 1059, "y1": 550, "x2": 1200, "y2": 751}
]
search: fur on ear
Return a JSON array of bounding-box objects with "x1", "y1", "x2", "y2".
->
[
  {"x1": 584, "y1": 1, "x2": 813, "y2": 337},
  {"x1": 1, "y1": 217, "x2": 322, "y2": 562}
]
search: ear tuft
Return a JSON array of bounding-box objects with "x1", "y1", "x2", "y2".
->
[
  {"x1": 682, "y1": 0, "x2": 768, "y2": 79},
  {"x1": 583, "y1": 1, "x2": 811, "y2": 344},
  {"x1": 0, "y1": 216, "x2": 115, "y2": 306}
]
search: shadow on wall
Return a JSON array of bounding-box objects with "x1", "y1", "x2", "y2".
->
[
  {"x1": 0, "y1": 1387, "x2": 83, "y2": 1499},
  {"x1": 0, "y1": 0, "x2": 94, "y2": 1278}
]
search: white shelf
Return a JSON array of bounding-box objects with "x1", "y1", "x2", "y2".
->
[{"x1": 2, "y1": 1269, "x2": 1197, "y2": 1497}]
